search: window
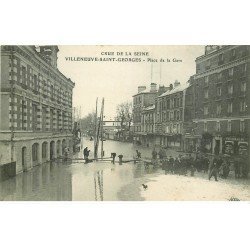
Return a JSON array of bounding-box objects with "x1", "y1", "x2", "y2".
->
[
  {"x1": 240, "y1": 120, "x2": 245, "y2": 132},
  {"x1": 217, "y1": 87, "x2": 221, "y2": 96},
  {"x1": 204, "y1": 88, "x2": 209, "y2": 98},
  {"x1": 241, "y1": 82, "x2": 246, "y2": 92},
  {"x1": 34, "y1": 75, "x2": 38, "y2": 91},
  {"x1": 218, "y1": 72, "x2": 222, "y2": 81},
  {"x1": 204, "y1": 122, "x2": 207, "y2": 132},
  {"x1": 216, "y1": 121, "x2": 221, "y2": 132},
  {"x1": 227, "y1": 120, "x2": 231, "y2": 132},
  {"x1": 231, "y1": 49, "x2": 236, "y2": 57},
  {"x1": 227, "y1": 102, "x2": 233, "y2": 114},
  {"x1": 166, "y1": 99, "x2": 170, "y2": 109},
  {"x1": 176, "y1": 111, "x2": 180, "y2": 121},
  {"x1": 166, "y1": 111, "x2": 170, "y2": 121},
  {"x1": 206, "y1": 60, "x2": 211, "y2": 69},
  {"x1": 228, "y1": 84, "x2": 233, "y2": 94},
  {"x1": 218, "y1": 53, "x2": 224, "y2": 64},
  {"x1": 229, "y1": 68, "x2": 234, "y2": 77},
  {"x1": 166, "y1": 125, "x2": 169, "y2": 133},
  {"x1": 179, "y1": 97, "x2": 183, "y2": 107},
  {"x1": 216, "y1": 104, "x2": 221, "y2": 115},
  {"x1": 244, "y1": 63, "x2": 247, "y2": 72},
  {"x1": 204, "y1": 106, "x2": 208, "y2": 116},
  {"x1": 240, "y1": 100, "x2": 246, "y2": 112},
  {"x1": 205, "y1": 76, "x2": 209, "y2": 83},
  {"x1": 21, "y1": 66, "x2": 26, "y2": 85}
]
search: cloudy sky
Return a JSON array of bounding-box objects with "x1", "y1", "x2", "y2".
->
[{"x1": 57, "y1": 45, "x2": 204, "y2": 118}]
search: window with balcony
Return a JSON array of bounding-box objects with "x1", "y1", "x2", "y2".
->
[
  {"x1": 240, "y1": 100, "x2": 246, "y2": 112},
  {"x1": 205, "y1": 75, "x2": 209, "y2": 84},
  {"x1": 240, "y1": 120, "x2": 245, "y2": 132},
  {"x1": 228, "y1": 68, "x2": 234, "y2": 77},
  {"x1": 227, "y1": 102, "x2": 233, "y2": 114},
  {"x1": 218, "y1": 72, "x2": 223, "y2": 82},
  {"x1": 227, "y1": 120, "x2": 231, "y2": 132},
  {"x1": 216, "y1": 104, "x2": 222, "y2": 116},
  {"x1": 241, "y1": 82, "x2": 246, "y2": 92},
  {"x1": 228, "y1": 84, "x2": 233, "y2": 94},
  {"x1": 204, "y1": 106, "x2": 208, "y2": 116},
  {"x1": 216, "y1": 121, "x2": 221, "y2": 132}
]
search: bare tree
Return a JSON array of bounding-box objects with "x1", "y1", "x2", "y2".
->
[
  {"x1": 79, "y1": 112, "x2": 96, "y2": 136},
  {"x1": 116, "y1": 102, "x2": 133, "y2": 131}
]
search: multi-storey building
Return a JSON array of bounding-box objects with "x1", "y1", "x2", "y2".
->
[
  {"x1": 191, "y1": 45, "x2": 250, "y2": 156},
  {"x1": 0, "y1": 45, "x2": 75, "y2": 176},
  {"x1": 155, "y1": 80, "x2": 188, "y2": 150},
  {"x1": 132, "y1": 83, "x2": 158, "y2": 144},
  {"x1": 140, "y1": 104, "x2": 155, "y2": 146}
]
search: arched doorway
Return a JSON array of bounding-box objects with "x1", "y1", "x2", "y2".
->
[
  {"x1": 50, "y1": 141, "x2": 55, "y2": 160},
  {"x1": 22, "y1": 146, "x2": 27, "y2": 171},
  {"x1": 62, "y1": 139, "x2": 67, "y2": 155},
  {"x1": 32, "y1": 143, "x2": 39, "y2": 166},
  {"x1": 42, "y1": 142, "x2": 48, "y2": 161},
  {"x1": 57, "y1": 140, "x2": 61, "y2": 157}
]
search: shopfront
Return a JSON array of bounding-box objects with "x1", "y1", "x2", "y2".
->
[{"x1": 223, "y1": 135, "x2": 249, "y2": 156}]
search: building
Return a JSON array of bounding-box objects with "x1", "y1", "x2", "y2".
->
[
  {"x1": 103, "y1": 120, "x2": 121, "y2": 140},
  {"x1": 140, "y1": 104, "x2": 155, "y2": 146},
  {"x1": 132, "y1": 83, "x2": 166, "y2": 145},
  {"x1": 0, "y1": 45, "x2": 75, "y2": 176},
  {"x1": 191, "y1": 45, "x2": 250, "y2": 156},
  {"x1": 155, "y1": 80, "x2": 189, "y2": 150}
]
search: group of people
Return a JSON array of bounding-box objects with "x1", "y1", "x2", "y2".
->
[
  {"x1": 150, "y1": 147, "x2": 249, "y2": 181},
  {"x1": 63, "y1": 147, "x2": 70, "y2": 161}
]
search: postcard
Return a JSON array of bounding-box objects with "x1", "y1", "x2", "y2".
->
[{"x1": 0, "y1": 45, "x2": 249, "y2": 201}]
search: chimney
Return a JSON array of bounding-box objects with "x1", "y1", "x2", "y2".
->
[
  {"x1": 150, "y1": 83, "x2": 157, "y2": 92},
  {"x1": 174, "y1": 80, "x2": 180, "y2": 88},
  {"x1": 169, "y1": 84, "x2": 173, "y2": 90},
  {"x1": 39, "y1": 45, "x2": 59, "y2": 68},
  {"x1": 138, "y1": 86, "x2": 146, "y2": 93},
  {"x1": 158, "y1": 85, "x2": 169, "y2": 95}
]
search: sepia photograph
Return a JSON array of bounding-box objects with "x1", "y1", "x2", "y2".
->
[{"x1": 0, "y1": 45, "x2": 249, "y2": 201}]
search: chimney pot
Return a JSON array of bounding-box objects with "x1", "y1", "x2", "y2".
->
[{"x1": 138, "y1": 86, "x2": 146, "y2": 93}]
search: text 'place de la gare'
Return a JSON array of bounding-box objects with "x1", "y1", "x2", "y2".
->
[{"x1": 0, "y1": 45, "x2": 249, "y2": 201}]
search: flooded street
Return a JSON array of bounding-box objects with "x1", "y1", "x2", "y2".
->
[
  {"x1": 0, "y1": 139, "x2": 160, "y2": 201},
  {"x1": 0, "y1": 138, "x2": 250, "y2": 201}
]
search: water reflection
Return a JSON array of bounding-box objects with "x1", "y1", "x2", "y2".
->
[
  {"x1": 0, "y1": 161, "x2": 73, "y2": 201},
  {"x1": 0, "y1": 140, "x2": 161, "y2": 201},
  {"x1": 94, "y1": 171, "x2": 103, "y2": 201}
]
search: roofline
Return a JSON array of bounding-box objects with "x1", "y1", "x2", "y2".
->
[{"x1": 133, "y1": 92, "x2": 157, "y2": 97}]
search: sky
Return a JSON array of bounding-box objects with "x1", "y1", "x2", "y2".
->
[{"x1": 57, "y1": 45, "x2": 204, "y2": 118}]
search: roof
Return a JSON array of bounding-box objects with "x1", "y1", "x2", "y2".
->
[
  {"x1": 133, "y1": 90, "x2": 157, "y2": 97},
  {"x1": 159, "y1": 82, "x2": 189, "y2": 97}
]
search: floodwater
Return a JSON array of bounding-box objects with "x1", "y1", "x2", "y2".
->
[
  {"x1": 1, "y1": 138, "x2": 249, "y2": 201},
  {"x1": 0, "y1": 139, "x2": 160, "y2": 201}
]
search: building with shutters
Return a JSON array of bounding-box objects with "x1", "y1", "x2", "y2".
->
[
  {"x1": 190, "y1": 45, "x2": 250, "y2": 156},
  {"x1": 0, "y1": 45, "x2": 75, "y2": 175}
]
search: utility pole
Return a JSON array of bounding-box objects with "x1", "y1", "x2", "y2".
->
[
  {"x1": 94, "y1": 98, "x2": 98, "y2": 158},
  {"x1": 100, "y1": 98, "x2": 105, "y2": 158}
]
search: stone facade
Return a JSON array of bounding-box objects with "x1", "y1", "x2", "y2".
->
[{"x1": 0, "y1": 45, "x2": 75, "y2": 175}]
